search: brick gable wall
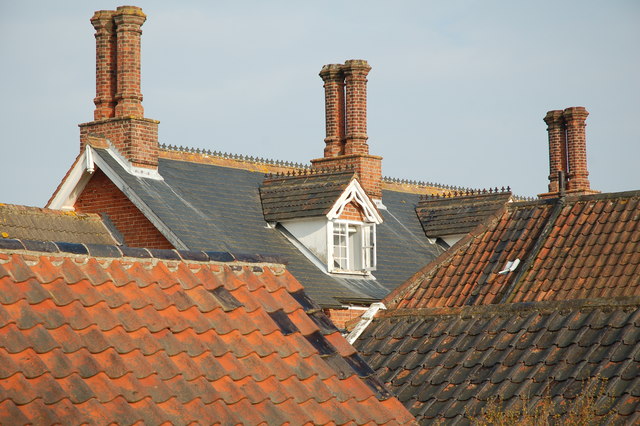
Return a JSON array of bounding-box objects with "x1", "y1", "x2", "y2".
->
[
  {"x1": 74, "y1": 169, "x2": 173, "y2": 249},
  {"x1": 324, "y1": 308, "x2": 366, "y2": 330},
  {"x1": 339, "y1": 202, "x2": 366, "y2": 221}
]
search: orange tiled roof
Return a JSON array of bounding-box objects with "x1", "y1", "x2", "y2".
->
[
  {"x1": 387, "y1": 190, "x2": 640, "y2": 309},
  {"x1": 0, "y1": 244, "x2": 415, "y2": 424}
]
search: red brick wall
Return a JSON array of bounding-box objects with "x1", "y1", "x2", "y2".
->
[
  {"x1": 311, "y1": 154, "x2": 382, "y2": 200},
  {"x1": 75, "y1": 169, "x2": 173, "y2": 249},
  {"x1": 324, "y1": 308, "x2": 366, "y2": 331},
  {"x1": 339, "y1": 202, "x2": 365, "y2": 221},
  {"x1": 79, "y1": 117, "x2": 159, "y2": 168}
]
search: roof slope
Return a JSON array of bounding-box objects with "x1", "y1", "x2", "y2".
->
[
  {"x1": 260, "y1": 170, "x2": 356, "y2": 221},
  {"x1": 356, "y1": 298, "x2": 640, "y2": 424},
  {"x1": 416, "y1": 191, "x2": 512, "y2": 238},
  {"x1": 0, "y1": 203, "x2": 116, "y2": 245},
  {"x1": 0, "y1": 241, "x2": 414, "y2": 424},
  {"x1": 94, "y1": 149, "x2": 442, "y2": 307},
  {"x1": 388, "y1": 191, "x2": 640, "y2": 309}
]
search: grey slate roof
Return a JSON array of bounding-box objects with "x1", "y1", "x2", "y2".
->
[
  {"x1": 95, "y1": 149, "x2": 443, "y2": 308},
  {"x1": 416, "y1": 191, "x2": 512, "y2": 237},
  {"x1": 355, "y1": 297, "x2": 640, "y2": 424},
  {"x1": 0, "y1": 203, "x2": 117, "y2": 245},
  {"x1": 260, "y1": 170, "x2": 356, "y2": 222}
]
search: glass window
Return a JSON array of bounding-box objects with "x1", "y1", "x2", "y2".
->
[{"x1": 331, "y1": 221, "x2": 376, "y2": 273}]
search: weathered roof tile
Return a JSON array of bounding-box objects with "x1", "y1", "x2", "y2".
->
[
  {"x1": 356, "y1": 298, "x2": 640, "y2": 423},
  {"x1": 0, "y1": 245, "x2": 414, "y2": 423}
]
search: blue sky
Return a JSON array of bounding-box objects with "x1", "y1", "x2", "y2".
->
[{"x1": 1, "y1": 1, "x2": 638, "y2": 206}]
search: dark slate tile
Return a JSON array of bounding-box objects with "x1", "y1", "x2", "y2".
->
[
  {"x1": 344, "y1": 353, "x2": 376, "y2": 378},
  {"x1": 208, "y1": 287, "x2": 243, "y2": 312},
  {"x1": 22, "y1": 240, "x2": 58, "y2": 253},
  {"x1": 177, "y1": 250, "x2": 209, "y2": 262},
  {"x1": 0, "y1": 239, "x2": 25, "y2": 250},
  {"x1": 322, "y1": 353, "x2": 356, "y2": 380},
  {"x1": 363, "y1": 375, "x2": 392, "y2": 400},
  {"x1": 307, "y1": 311, "x2": 339, "y2": 335},
  {"x1": 119, "y1": 246, "x2": 152, "y2": 259},
  {"x1": 304, "y1": 331, "x2": 337, "y2": 356},
  {"x1": 289, "y1": 289, "x2": 319, "y2": 312},
  {"x1": 268, "y1": 309, "x2": 299, "y2": 336},
  {"x1": 85, "y1": 244, "x2": 122, "y2": 258},
  {"x1": 205, "y1": 251, "x2": 235, "y2": 262},
  {"x1": 55, "y1": 242, "x2": 88, "y2": 255},
  {"x1": 232, "y1": 253, "x2": 264, "y2": 263},
  {"x1": 147, "y1": 249, "x2": 181, "y2": 260}
]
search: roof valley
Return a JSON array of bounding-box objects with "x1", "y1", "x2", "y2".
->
[{"x1": 497, "y1": 197, "x2": 566, "y2": 304}]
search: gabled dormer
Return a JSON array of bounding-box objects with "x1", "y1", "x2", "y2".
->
[{"x1": 260, "y1": 169, "x2": 382, "y2": 275}]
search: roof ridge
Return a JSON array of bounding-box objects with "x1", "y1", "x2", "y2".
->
[
  {"x1": 263, "y1": 167, "x2": 355, "y2": 183},
  {"x1": 381, "y1": 295, "x2": 640, "y2": 319},
  {"x1": 159, "y1": 143, "x2": 311, "y2": 170},
  {"x1": 418, "y1": 187, "x2": 514, "y2": 201},
  {"x1": 0, "y1": 238, "x2": 287, "y2": 266},
  {"x1": 0, "y1": 203, "x2": 101, "y2": 218}
]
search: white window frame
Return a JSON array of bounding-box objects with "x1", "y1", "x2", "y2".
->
[{"x1": 328, "y1": 219, "x2": 377, "y2": 274}]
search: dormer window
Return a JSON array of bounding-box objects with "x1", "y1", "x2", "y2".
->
[
  {"x1": 330, "y1": 221, "x2": 376, "y2": 273},
  {"x1": 260, "y1": 170, "x2": 383, "y2": 277}
]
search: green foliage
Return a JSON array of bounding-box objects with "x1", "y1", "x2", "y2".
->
[{"x1": 466, "y1": 376, "x2": 613, "y2": 426}]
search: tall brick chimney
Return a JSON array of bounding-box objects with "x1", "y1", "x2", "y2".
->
[
  {"x1": 79, "y1": 6, "x2": 159, "y2": 169},
  {"x1": 540, "y1": 106, "x2": 597, "y2": 198},
  {"x1": 311, "y1": 59, "x2": 382, "y2": 201}
]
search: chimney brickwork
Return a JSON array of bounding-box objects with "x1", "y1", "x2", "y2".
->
[
  {"x1": 343, "y1": 60, "x2": 371, "y2": 156},
  {"x1": 540, "y1": 106, "x2": 597, "y2": 198},
  {"x1": 80, "y1": 6, "x2": 159, "y2": 169},
  {"x1": 563, "y1": 107, "x2": 590, "y2": 192},
  {"x1": 91, "y1": 11, "x2": 117, "y2": 121},
  {"x1": 319, "y1": 64, "x2": 345, "y2": 157},
  {"x1": 311, "y1": 59, "x2": 382, "y2": 200},
  {"x1": 544, "y1": 110, "x2": 566, "y2": 194}
]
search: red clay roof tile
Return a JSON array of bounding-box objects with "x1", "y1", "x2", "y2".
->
[{"x1": 0, "y1": 247, "x2": 414, "y2": 423}]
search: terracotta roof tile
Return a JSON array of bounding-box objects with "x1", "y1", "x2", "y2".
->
[
  {"x1": 386, "y1": 191, "x2": 640, "y2": 310},
  {"x1": 0, "y1": 245, "x2": 414, "y2": 424}
]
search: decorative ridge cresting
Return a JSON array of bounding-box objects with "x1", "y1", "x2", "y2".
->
[
  {"x1": 160, "y1": 143, "x2": 311, "y2": 170},
  {"x1": 0, "y1": 237, "x2": 286, "y2": 265},
  {"x1": 419, "y1": 186, "x2": 511, "y2": 200},
  {"x1": 263, "y1": 165, "x2": 356, "y2": 182}
]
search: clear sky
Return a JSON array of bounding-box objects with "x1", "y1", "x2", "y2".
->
[{"x1": 1, "y1": 1, "x2": 638, "y2": 206}]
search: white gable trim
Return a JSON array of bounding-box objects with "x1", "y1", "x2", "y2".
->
[
  {"x1": 326, "y1": 179, "x2": 383, "y2": 224},
  {"x1": 47, "y1": 146, "x2": 188, "y2": 250},
  {"x1": 106, "y1": 142, "x2": 163, "y2": 180},
  {"x1": 47, "y1": 150, "x2": 94, "y2": 211}
]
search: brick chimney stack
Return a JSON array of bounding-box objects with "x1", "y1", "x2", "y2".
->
[
  {"x1": 80, "y1": 6, "x2": 159, "y2": 169},
  {"x1": 312, "y1": 60, "x2": 382, "y2": 201},
  {"x1": 540, "y1": 106, "x2": 597, "y2": 198},
  {"x1": 113, "y1": 6, "x2": 146, "y2": 118},
  {"x1": 91, "y1": 11, "x2": 117, "y2": 120},
  {"x1": 563, "y1": 107, "x2": 591, "y2": 192},
  {"x1": 343, "y1": 59, "x2": 371, "y2": 156},
  {"x1": 319, "y1": 64, "x2": 345, "y2": 157}
]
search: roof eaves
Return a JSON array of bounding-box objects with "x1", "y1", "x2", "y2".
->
[{"x1": 0, "y1": 237, "x2": 288, "y2": 265}]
